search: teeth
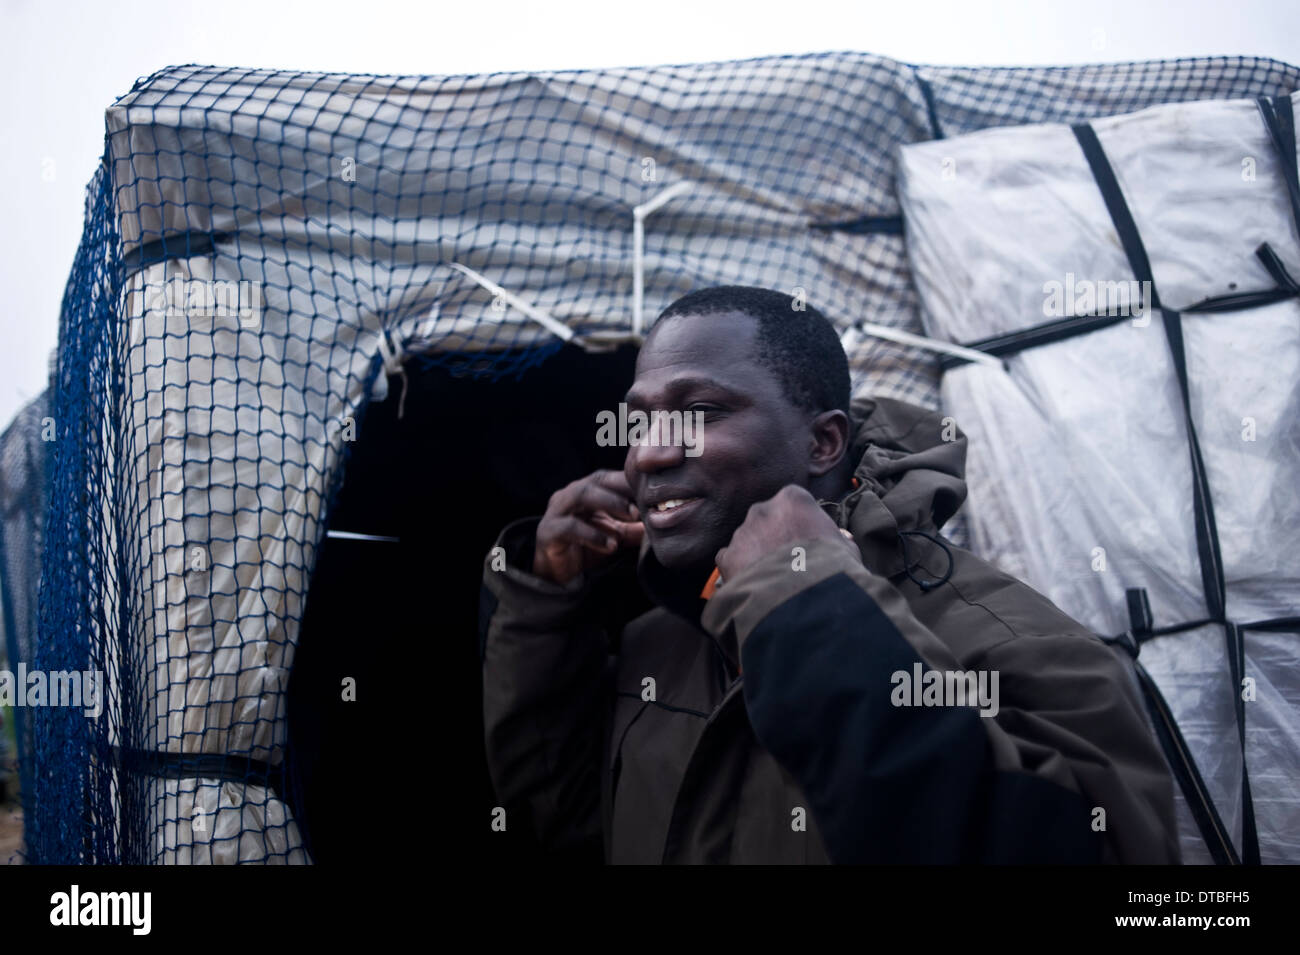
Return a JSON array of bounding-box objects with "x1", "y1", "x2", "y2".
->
[{"x1": 656, "y1": 499, "x2": 687, "y2": 512}]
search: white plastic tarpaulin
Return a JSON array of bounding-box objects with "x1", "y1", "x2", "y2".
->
[{"x1": 899, "y1": 92, "x2": 1300, "y2": 864}]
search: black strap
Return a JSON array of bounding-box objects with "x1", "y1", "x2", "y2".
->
[
  {"x1": 1073, "y1": 122, "x2": 1258, "y2": 865},
  {"x1": 1241, "y1": 615, "x2": 1300, "y2": 632},
  {"x1": 1071, "y1": 124, "x2": 1163, "y2": 304},
  {"x1": 1131, "y1": 660, "x2": 1240, "y2": 865},
  {"x1": 114, "y1": 745, "x2": 286, "y2": 796},
  {"x1": 940, "y1": 97, "x2": 1300, "y2": 370},
  {"x1": 1072, "y1": 123, "x2": 1227, "y2": 622},
  {"x1": 1224, "y1": 623, "x2": 1262, "y2": 864},
  {"x1": 939, "y1": 262, "x2": 1298, "y2": 369},
  {"x1": 1184, "y1": 243, "x2": 1300, "y2": 311},
  {"x1": 1255, "y1": 241, "x2": 1300, "y2": 295},
  {"x1": 1257, "y1": 94, "x2": 1300, "y2": 237},
  {"x1": 1110, "y1": 613, "x2": 1300, "y2": 642},
  {"x1": 913, "y1": 68, "x2": 944, "y2": 140},
  {"x1": 1126, "y1": 587, "x2": 1154, "y2": 635},
  {"x1": 1160, "y1": 310, "x2": 1229, "y2": 619},
  {"x1": 809, "y1": 215, "x2": 904, "y2": 235},
  {"x1": 1098, "y1": 587, "x2": 1239, "y2": 864},
  {"x1": 1104, "y1": 587, "x2": 1151, "y2": 660},
  {"x1": 936, "y1": 313, "x2": 1133, "y2": 370},
  {"x1": 120, "y1": 230, "x2": 231, "y2": 274}
]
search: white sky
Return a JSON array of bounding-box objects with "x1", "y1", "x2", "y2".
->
[{"x1": 1, "y1": 0, "x2": 1297, "y2": 429}]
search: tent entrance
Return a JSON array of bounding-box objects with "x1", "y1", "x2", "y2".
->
[{"x1": 288, "y1": 343, "x2": 648, "y2": 864}]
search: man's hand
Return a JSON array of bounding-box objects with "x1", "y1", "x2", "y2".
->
[
  {"x1": 533, "y1": 469, "x2": 645, "y2": 586},
  {"x1": 715, "y1": 485, "x2": 859, "y2": 582}
]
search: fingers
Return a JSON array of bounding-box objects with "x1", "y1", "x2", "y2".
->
[
  {"x1": 544, "y1": 514, "x2": 621, "y2": 554},
  {"x1": 591, "y1": 468, "x2": 636, "y2": 499},
  {"x1": 590, "y1": 513, "x2": 645, "y2": 548},
  {"x1": 548, "y1": 470, "x2": 638, "y2": 521},
  {"x1": 614, "y1": 519, "x2": 645, "y2": 547},
  {"x1": 536, "y1": 471, "x2": 645, "y2": 584}
]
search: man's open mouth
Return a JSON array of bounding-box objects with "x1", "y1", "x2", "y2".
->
[{"x1": 644, "y1": 496, "x2": 703, "y2": 530}]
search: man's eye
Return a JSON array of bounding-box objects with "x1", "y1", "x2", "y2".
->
[{"x1": 687, "y1": 404, "x2": 722, "y2": 414}]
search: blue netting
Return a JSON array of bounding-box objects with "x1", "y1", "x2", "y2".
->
[
  {"x1": 31, "y1": 163, "x2": 122, "y2": 863},
  {"x1": 24, "y1": 51, "x2": 1300, "y2": 864}
]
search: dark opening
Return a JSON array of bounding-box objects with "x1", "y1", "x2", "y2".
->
[{"x1": 287, "y1": 343, "x2": 650, "y2": 864}]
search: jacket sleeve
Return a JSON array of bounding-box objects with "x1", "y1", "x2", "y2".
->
[
  {"x1": 480, "y1": 517, "x2": 610, "y2": 854},
  {"x1": 700, "y1": 537, "x2": 1181, "y2": 864}
]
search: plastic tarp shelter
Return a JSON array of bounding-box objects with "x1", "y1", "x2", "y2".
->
[
  {"x1": 899, "y1": 91, "x2": 1300, "y2": 864},
  {"x1": 24, "y1": 52, "x2": 1300, "y2": 863}
]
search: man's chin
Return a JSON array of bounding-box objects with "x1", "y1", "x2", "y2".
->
[{"x1": 648, "y1": 535, "x2": 718, "y2": 581}]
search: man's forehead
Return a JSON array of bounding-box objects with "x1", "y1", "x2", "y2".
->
[
  {"x1": 630, "y1": 311, "x2": 763, "y2": 397},
  {"x1": 635, "y1": 310, "x2": 759, "y2": 372}
]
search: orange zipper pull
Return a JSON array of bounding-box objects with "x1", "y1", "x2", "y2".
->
[{"x1": 699, "y1": 566, "x2": 722, "y2": 600}]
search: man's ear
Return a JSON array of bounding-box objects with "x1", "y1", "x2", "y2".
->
[{"x1": 808, "y1": 409, "x2": 851, "y2": 478}]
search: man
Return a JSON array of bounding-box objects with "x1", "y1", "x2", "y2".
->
[{"x1": 480, "y1": 285, "x2": 1180, "y2": 864}]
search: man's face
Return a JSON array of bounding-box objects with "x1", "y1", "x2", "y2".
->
[{"x1": 623, "y1": 311, "x2": 813, "y2": 577}]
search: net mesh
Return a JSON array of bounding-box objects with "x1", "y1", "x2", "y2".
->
[{"x1": 18, "y1": 51, "x2": 1299, "y2": 863}]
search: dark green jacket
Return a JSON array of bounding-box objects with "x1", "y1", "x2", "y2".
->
[{"x1": 480, "y1": 396, "x2": 1180, "y2": 864}]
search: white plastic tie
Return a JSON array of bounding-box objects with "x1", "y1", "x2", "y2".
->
[
  {"x1": 375, "y1": 328, "x2": 409, "y2": 419},
  {"x1": 327, "y1": 530, "x2": 400, "y2": 543},
  {"x1": 632, "y1": 181, "x2": 694, "y2": 336},
  {"x1": 850, "y1": 320, "x2": 1004, "y2": 369},
  {"x1": 449, "y1": 262, "x2": 574, "y2": 343}
]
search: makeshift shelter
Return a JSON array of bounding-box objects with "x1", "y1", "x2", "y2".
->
[
  {"x1": 898, "y1": 91, "x2": 1300, "y2": 863},
  {"x1": 15, "y1": 52, "x2": 1299, "y2": 863}
]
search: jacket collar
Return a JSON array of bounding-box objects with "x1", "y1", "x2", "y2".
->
[
  {"x1": 637, "y1": 544, "x2": 713, "y2": 628},
  {"x1": 824, "y1": 394, "x2": 968, "y2": 577}
]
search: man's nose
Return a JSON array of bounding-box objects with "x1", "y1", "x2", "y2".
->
[{"x1": 626, "y1": 417, "x2": 687, "y2": 474}]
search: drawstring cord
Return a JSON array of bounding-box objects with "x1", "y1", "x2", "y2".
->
[
  {"x1": 898, "y1": 529, "x2": 954, "y2": 592},
  {"x1": 821, "y1": 474, "x2": 872, "y2": 529},
  {"x1": 829, "y1": 476, "x2": 955, "y2": 593}
]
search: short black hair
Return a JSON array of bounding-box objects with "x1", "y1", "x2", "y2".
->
[{"x1": 654, "y1": 285, "x2": 851, "y2": 417}]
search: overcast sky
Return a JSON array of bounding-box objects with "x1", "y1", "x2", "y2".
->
[{"x1": 1, "y1": 0, "x2": 1297, "y2": 429}]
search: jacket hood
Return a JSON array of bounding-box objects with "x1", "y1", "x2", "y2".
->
[
  {"x1": 636, "y1": 395, "x2": 968, "y2": 619},
  {"x1": 828, "y1": 394, "x2": 967, "y2": 577}
]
